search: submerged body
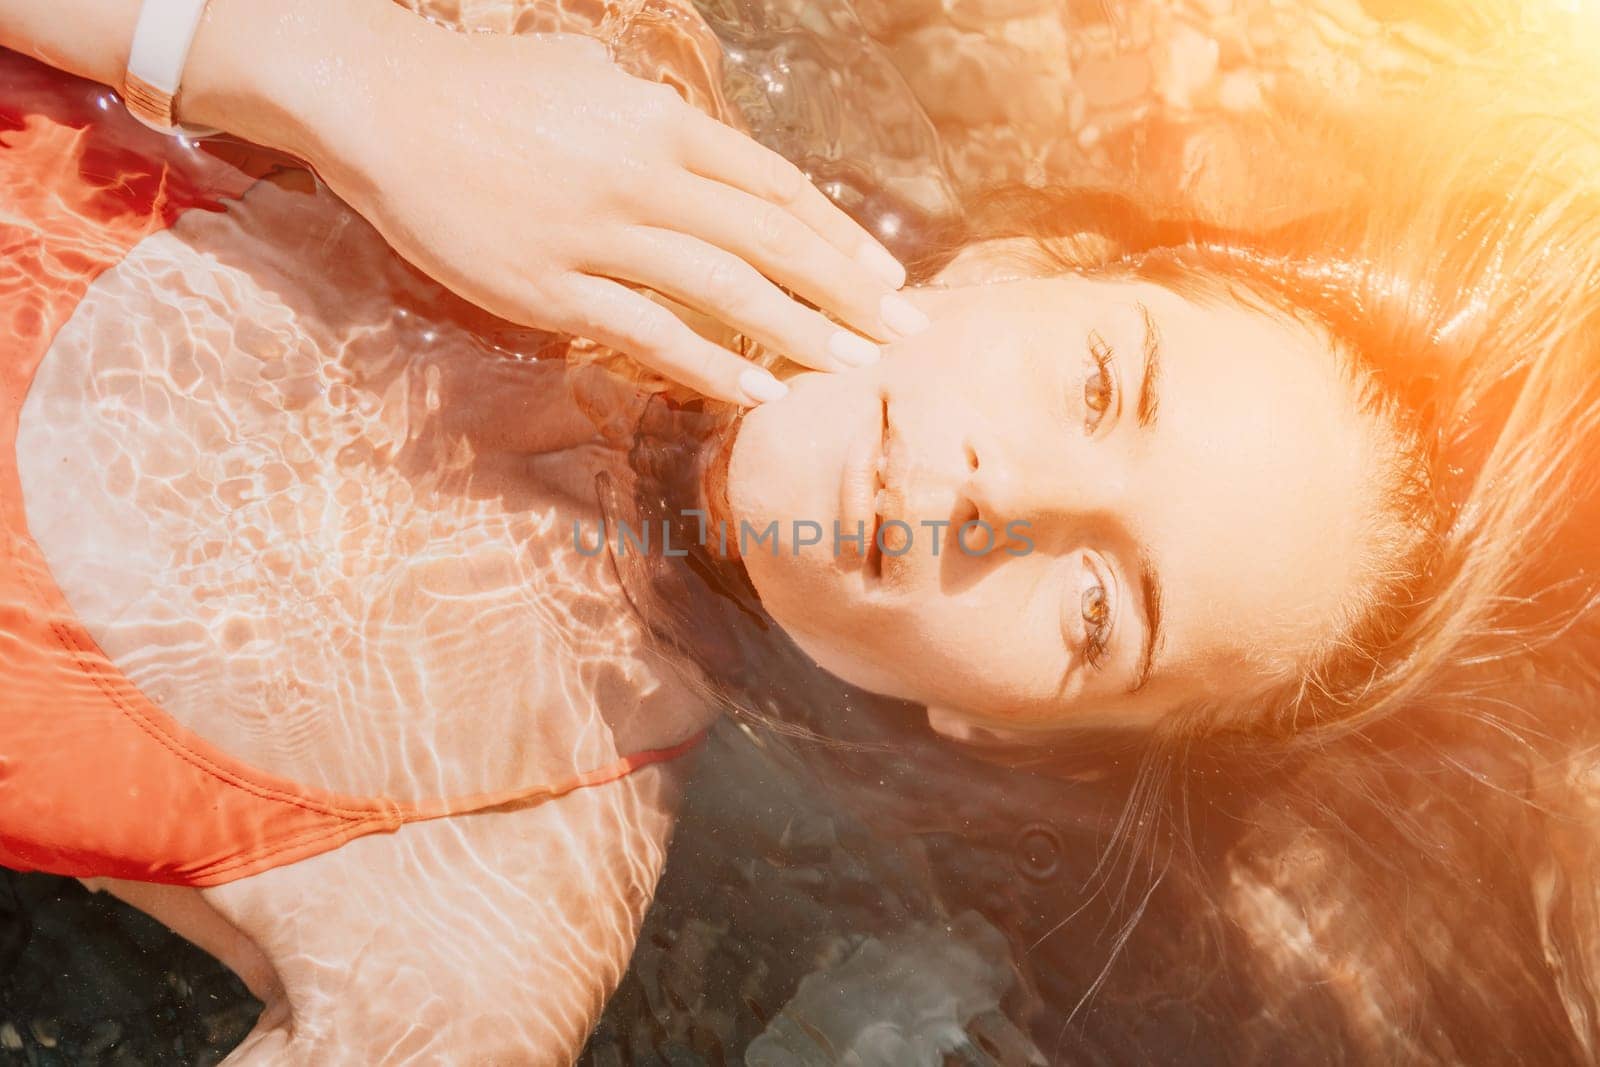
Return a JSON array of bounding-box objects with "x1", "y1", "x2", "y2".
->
[
  {"x1": 0, "y1": 97, "x2": 713, "y2": 1062},
  {"x1": 19, "y1": 174, "x2": 706, "y2": 822}
]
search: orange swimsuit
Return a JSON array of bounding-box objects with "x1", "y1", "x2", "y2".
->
[{"x1": 0, "y1": 59, "x2": 702, "y2": 887}]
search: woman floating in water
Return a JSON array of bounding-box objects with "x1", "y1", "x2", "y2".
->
[{"x1": 4, "y1": 0, "x2": 1600, "y2": 1062}]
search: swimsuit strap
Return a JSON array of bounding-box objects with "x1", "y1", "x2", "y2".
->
[{"x1": 397, "y1": 729, "x2": 710, "y2": 822}]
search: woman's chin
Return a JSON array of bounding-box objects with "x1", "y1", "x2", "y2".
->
[
  {"x1": 924, "y1": 706, "x2": 1032, "y2": 744},
  {"x1": 727, "y1": 368, "x2": 880, "y2": 525}
]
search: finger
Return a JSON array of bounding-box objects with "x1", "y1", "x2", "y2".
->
[
  {"x1": 680, "y1": 113, "x2": 907, "y2": 288},
  {"x1": 644, "y1": 170, "x2": 930, "y2": 344},
  {"x1": 559, "y1": 275, "x2": 789, "y2": 406},
  {"x1": 588, "y1": 227, "x2": 880, "y2": 373}
]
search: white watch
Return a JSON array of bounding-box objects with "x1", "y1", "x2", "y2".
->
[{"x1": 123, "y1": 0, "x2": 220, "y2": 136}]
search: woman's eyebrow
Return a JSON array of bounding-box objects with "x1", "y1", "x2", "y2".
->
[
  {"x1": 1128, "y1": 548, "x2": 1163, "y2": 695},
  {"x1": 1136, "y1": 302, "x2": 1161, "y2": 428}
]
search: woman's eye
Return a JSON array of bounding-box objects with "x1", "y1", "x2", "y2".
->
[
  {"x1": 1079, "y1": 564, "x2": 1113, "y2": 669},
  {"x1": 1084, "y1": 333, "x2": 1116, "y2": 433}
]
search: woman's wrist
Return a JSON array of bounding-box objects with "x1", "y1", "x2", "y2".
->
[{"x1": 179, "y1": 0, "x2": 417, "y2": 168}]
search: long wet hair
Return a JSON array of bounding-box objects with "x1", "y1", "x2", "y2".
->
[{"x1": 602, "y1": 59, "x2": 1600, "y2": 1063}]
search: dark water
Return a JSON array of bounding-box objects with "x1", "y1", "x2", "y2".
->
[{"x1": 0, "y1": 872, "x2": 257, "y2": 1065}]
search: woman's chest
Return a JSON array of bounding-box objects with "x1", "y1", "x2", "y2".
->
[{"x1": 15, "y1": 182, "x2": 707, "y2": 801}]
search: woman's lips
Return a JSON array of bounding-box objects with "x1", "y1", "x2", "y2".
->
[
  {"x1": 873, "y1": 397, "x2": 909, "y2": 586},
  {"x1": 862, "y1": 395, "x2": 913, "y2": 587},
  {"x1": 838, "y1": 391, "x2": 889, "y2": 571}
]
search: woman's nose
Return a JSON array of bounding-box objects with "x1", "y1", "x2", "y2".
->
[
  {"x1": 957, "y1": 431, "x2": 1103, "y2": 538},
  {"x1": 962, "y1": 462, "x2": 1028, "y2": 527}
]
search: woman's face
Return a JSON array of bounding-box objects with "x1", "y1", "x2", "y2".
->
[{"x1": 725, "y1": 273, "x2": 1394, "y2": 736}]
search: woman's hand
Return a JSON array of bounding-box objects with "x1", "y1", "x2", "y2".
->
[
  {"x1": 4, "y1": 0, "x2": 927, "y2": 404},
  {"x1": 173, "y1": 0, "x2": 924, "y2": 405}
]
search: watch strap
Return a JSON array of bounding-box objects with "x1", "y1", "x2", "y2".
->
[{"x1": 123, "y1": 0, "x2": 220, "y2": 136}]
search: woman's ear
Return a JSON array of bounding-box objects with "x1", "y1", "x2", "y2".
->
[{"x1": 929, "y1": 236, "x2": 1055, "y2": 288}]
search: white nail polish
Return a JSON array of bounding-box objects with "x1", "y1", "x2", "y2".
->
[
  {"x1": 857, "y1": 242, "x2": 907, "y2": 289},
  {"x1": 738, "y1": 367, "x2": 789, "y2": 405},
  {"x1": 828, "y1": 330, "x2": 880, "y2": 368},
  {"x1": 880, "y1": 293, "x2": 931, "y2": 338}
]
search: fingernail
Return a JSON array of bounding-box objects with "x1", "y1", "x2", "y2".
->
[
  {"x1": 880, "y1": 293, "x2": 931, "y2": 338},
  {"x1": 828, "y1": 330, "x2": 880, "y2": 368},
  {"x1": 857, "y1": 241, "x2": 907, "y2": 289},
  {"x1": 739, "y1": 367, "x2": 789, "y2": 405}
]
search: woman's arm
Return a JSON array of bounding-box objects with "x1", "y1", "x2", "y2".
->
[
  {"x1": 200, "y1": 761, "x2": 690, "y2": 1066},
  {"x1": 0, "y1": 0, "x2": 370, "y2": 158},
  {"x1": 0, "y1": 0, "x2": 923, "y2": 404},
  {"x1": 0, "y1": 1, "x2": 140, "y2": 86}
]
